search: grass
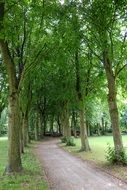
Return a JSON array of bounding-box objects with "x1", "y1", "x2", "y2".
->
[
  {"x1": 0, "y1": 138, "x2": 48, "y2": 190},
  {"x1": 60, "y1": 135, "x2": 127, "y2": 182}
]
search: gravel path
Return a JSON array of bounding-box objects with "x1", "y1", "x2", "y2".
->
[{"x1": 35, "y1": 139, "x2": 127, "y2": 190}]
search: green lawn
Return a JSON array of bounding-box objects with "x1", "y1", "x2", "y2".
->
[
  {"x1": 63, "y1": 135, "x2": 127, "y2": 163},
  {"x1": 0, "y1": 138, "x2": 48, "y2": 190},
  {"x1": 61, "y1": 135, "x2": 127, "y2": 181}
]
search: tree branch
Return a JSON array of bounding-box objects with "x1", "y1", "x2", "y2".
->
[
  {"x1": 115, "y1": 32, "x2": 127, "y2": 76},
  {"x1": 18, "y1": 43, "x2": 47, "y2": 91},
  {"x1": 116, "y1": 63, "x2": 127, "y2": 77}
]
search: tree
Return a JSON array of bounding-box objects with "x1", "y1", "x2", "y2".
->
[
  {"x1": 0, "y1": 0, "x2": 48, "y2": 172},
  {"x1": 87, "y1": 0, "x2": 127, "y2": 159},
  {"x1": 0, "y1": 2, "x2": 22, "y2": 172}
]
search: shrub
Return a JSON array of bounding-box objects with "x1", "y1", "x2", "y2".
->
[
  {"x1": 106, "y1": 144, "x2": 127, "y2": 165},
  {"x1": 61, "y1": 136, "x2": 67, "y2": 143},
  {"x1": 66, "y1": 136, "x2": 76, "y2": 146}
]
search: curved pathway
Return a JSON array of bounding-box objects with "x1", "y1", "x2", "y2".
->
[{"x1": 35, "y1": 139, "x2": 127, "y2": 190}]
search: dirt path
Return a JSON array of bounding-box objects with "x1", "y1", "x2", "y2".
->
[{"x1": 35, "y1": 139, "x2": 127, "y2": 190}]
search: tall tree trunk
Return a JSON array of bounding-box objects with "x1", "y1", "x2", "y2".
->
[
  {"x1": 79, "y1": 103, "x2": 91, "y2": 151},
  {"x1": 43, "y1": 114, "x2": 47, "y2": 136},
  {"x1": 103, "y1": 50, "x2": 123, "y2": 157},
  {"x1": 39, "y1": 113, "x2": 44, "y2": 139},
  {"x1": 0, "y1": 2, "x2": 22, "y2": 172},
  {"x1": 97, "y1": 123, "x2": 101, "y2": 136},
  {"x1": 22, "y1": 114, "x2": 29, "y2": 147},
  {"x1": 1, "y1": 43, "x2": 22, "y2": 172},
  {"x1": 35, "y1": 115, "x2": 39, "y2": 141},
  {"x1": 50, "y1": 115, "x2": 54, "y2": 136},
  {"x1": 61, "y1": 102, "x2": 71, "y2": 138},
  {"x1": 20, "y1": 131, "x2": 24, "y2": 154},
  {"x1": 101, "y1": 116, "x2": 105, "y2": 135},
  {"x1": 75, "y1": 52, "x2": 90, "y2": 151},
  {"x1": 71, "y1": 110, "x2": 77, "y2": 137},
  {"x1": 7, "y1": 93, "x2": 22, "y2": 172},
  {"x1": 86, "y1": 121, "x2": 90, "y2": 137},
  {"x1": 20, "y1": 114, "x2": 24, "y2": 154},
  {"x1": 57, "y1": 115, "x2": 62, "y2": 135},
  {"x1": 105, "y1": 121, "x2": 108, "y2": 133}
]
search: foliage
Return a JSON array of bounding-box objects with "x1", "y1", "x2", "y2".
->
[
  {"x1": 0, "y1": 108, "x2": 8, "y2": 136},
  {"x1": 66, "y1": 136, "x2": 76, "y2": 146},
  {"x1": 1, "y1": 0, "x2": 127, "y2": 172},
  {"x1": 61, "y1": 136, "x2": 67, "y2": 143},
  {"x1": 61, "y1": 136, "x2": 76, "y2": 146},
  {"x1": 106, "y1": 144, "x2": 127, "y2": 165}
]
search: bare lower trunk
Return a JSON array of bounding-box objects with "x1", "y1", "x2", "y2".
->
[
  {"x1": 61, "y1": 103, "x2": 71, "y2": 138},
  {"x1": 7, "y1": 93, "x2": 22, "y2": 172},
  {"x1": 103, "y1": 50, "x2": 123, "y2": 157},
  {"x1": 108, "y1": 89, "x2": 123, "y2": 153},
  {"x1": 79, "y1": 108, "x2": 91, "y2": 151},
  {"x1": 57, "y1": 115, "x2": 62, "y2": 135},
  {"x1": 71, "y1": 110, "x2": 78, "y2": 137},
  {"x1": 43, "y1": 115, "x2": 47, "y2": 136},
  {"x1": 87, "y1": 121, "x2": 90, "y2": 137},
  {"x1": 20, "y1": 132, "x2": 24, "y2": 154},
  {"x1": 0, "y1": 7, "x2": 22, "y2": 171},
  {"x1": 97, "y1": 123, "x2": 101, "y2": 136},
  {"x1": 50, "y1": 115, "x2": 54, "y2": 136},
  {"x1": 75, "y1": 51, "x2": 90, "y2": 151},
  {"x1": 39, "y1": 114, "x2": 44, "y2": 139},
  {"x1": 20, "y1": 118, "x2": 24, "y2": 154},
  {"x1": 101, "y1": 117, "x2": 105, "y2": 135},
  {"x1": 22, "y1": 115, "x2": 29, "y2": 147},
  {"x1": 35, "y1": 117, "x2": 39, "y2": 141},
  {"x1": 105, "y1": 122, "x2": 107, "y2": 132}
]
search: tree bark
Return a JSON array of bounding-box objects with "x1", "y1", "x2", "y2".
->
[
  {"x1": 101, "y1": 116, "x2": 105, "y2": 135},
  {"x1": 7, "y1": 92, "x2": 22, "y2": 172},
  {"x1": 79, "y1": 108, "x2": 91, "y2": 151},
  {"x1": 56, "y1": 115, "x2": 62, "y2": 135},
  {"x1": 61, "y1": 102, "x2": 71, "y2": 138},
  {"x1": 22, "y1": 114, "x2": 29, "y2": 147},
  {"x1": 50, "y1": 115, "x2": 54, "y2": 136},
  {"x1": 103, "y1": 50, "x2": 123, "y2": 156},
  {"x1": 71, "y1": 110, "x2": 78, "y2": 137},
  {"x1": 43, "y1": 114, "x2": 47, "y2": 136},
  {"x1": 20, "y1": 115, "x2": 24, "y2": 154},
  {"x1": 39, "y1": 113, "x2": 44, "y2": 138},
  {"x1": 0, "y1": 2, "x2": 22, "y2": 172},
  {"x1": 97, "y1": 123, "x2": 101, "y2": 136},
  {"x1": 35, "y1": 115, "x2": 39, "y2": 141},
  {"x1": 86, "y1": 121, "x2": 90, "y2": 137},
  {"x1": 75, "y1": 51, "x2": 90, "y2": 151}
]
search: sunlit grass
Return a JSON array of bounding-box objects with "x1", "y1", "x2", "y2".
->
[
  {"x1": 62, "y1": 135, "x2": 127, "y2": 163},
  {"x1": 0, "y1": 138, "x2": 48, "y2": 190},
  {"x1": 61, "y1": 135, "x2": 127, "y2": 181}
]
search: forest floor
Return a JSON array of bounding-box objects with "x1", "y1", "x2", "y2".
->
[{"x1": 35, "y1": 138, "x2": 127, "y2": 190}]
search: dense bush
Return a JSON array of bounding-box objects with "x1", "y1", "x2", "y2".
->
[
  {"x1": 66, "y1": 136, "x2": 76, "y2": 146},
  {"x1": 61, "y1": 136, "x2": 67, "y2": 143},
  {"x1": 106, "y1": 144, "x2": 127, "y2": 165}
]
